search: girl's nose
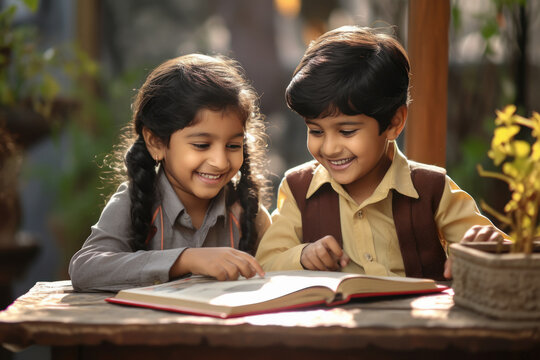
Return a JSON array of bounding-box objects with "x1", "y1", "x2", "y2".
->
[{"x1": 208, "y1": 148, "x2": 229, "y2": 170}]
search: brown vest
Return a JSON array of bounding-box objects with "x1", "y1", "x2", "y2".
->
[{"x1": 286, "y1": 161, "x2": 447, "y2": 280}]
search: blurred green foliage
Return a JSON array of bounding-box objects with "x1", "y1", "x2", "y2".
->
[
  {"x1": 0, "y1": 1, "x2": 146, "y2": 275},
  {"x1": 0, "y1": 3, "x2": 96, "y2": 120}
]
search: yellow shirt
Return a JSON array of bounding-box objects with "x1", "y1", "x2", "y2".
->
[{"x1": 256, "y1": 143, "x2": 501, "y2": 276}]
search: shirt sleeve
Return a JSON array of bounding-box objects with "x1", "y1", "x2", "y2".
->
[
  {"x1": 68, "y1": 183, "x2": 184, "y2": 292},
  {"x1": 435, "y1": 175, "x2": 508, "y2": 245},
  {"x1": 255, "y1": 178, "x2": 308, "y2": 271}
]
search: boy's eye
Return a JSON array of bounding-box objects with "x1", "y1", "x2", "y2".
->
[
  {"x1": 192, "y1": 143, "x2": 210, "y2": 149},
  {"x1": 308, "y1": 129, "x2": 323, "y2": 136},
  {"x1": 340, "y1": 129, "x2": 357, "y2": 136}
]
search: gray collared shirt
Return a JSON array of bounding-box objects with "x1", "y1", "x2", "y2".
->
[{"x1": 68, "y1": 171, "x2": 240, "y2": 292}]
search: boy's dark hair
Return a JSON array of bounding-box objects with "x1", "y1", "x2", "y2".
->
[
  {"x1": 112, "y1": 54, "x2": 268, "y2": 253},
  {"x1": 285, "y1": 26, "x2": 411, "y2": 133}
]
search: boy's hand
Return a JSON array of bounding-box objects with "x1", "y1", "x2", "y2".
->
[
  {"x1": 300, "y1": 235, "x2": 350, "y2": 271},
  {"x1": 461, "y1": 225, "x2": 505, "y2": 243},
  {"x1": 444, "y1": 225, "x2": 505, "y2": 279},
  {"x1": 171, "y1": 247, "x2": 265, "y2": 281}
]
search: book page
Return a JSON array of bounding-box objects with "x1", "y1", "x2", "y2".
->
[{"x1": 123, "y1": 271, "x2": 354, "y2": 307}]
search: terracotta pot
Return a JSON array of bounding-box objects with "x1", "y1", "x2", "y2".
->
[{"x1": 450, "y1": 242, "x2": 540, "y2": 320}]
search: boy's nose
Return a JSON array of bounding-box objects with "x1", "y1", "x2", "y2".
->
[{"x1": 321, "y1": 136, "x2": 342, "y2": 157}]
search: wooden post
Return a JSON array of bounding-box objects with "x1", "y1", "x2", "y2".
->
[
  {"x1": 76, "y1": 0, "x2": 101, "y2": 61},
  {"x1": 406, "y1": 0, "x2": 450, "y2": 167}
]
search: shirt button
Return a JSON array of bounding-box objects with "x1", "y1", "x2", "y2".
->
[
  {"x1": 357, "y1": 210, "x2": 364, "y2": 219},
  {"x1": 364, "y1": 253, "x2": 373, "y2": 262}
]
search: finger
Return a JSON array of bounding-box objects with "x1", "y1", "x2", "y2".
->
[
  {"x1": 305, "y1": 244, "x2": 331, "y2": 270},
  {"x1": 443, "y1": 258, "x2": 452, "y2": 279},
  {"x1": 310, "y1": 251, "x2": 331, "y2": 270},
  {"x1": 301, "y1": 243, "x2": 327, "y2": 270},
  {"x1": 242, "y1": 254, "x2": 265, "y2": 278},
  {"x1": 231, "y1": 253, "x2": 264, "y2": 279},
  {"x1": 339, "y1": 251, "x2": 351, "y2": 268},
  {"x1": 321, "y1": 235, "x2": 344, "y2": 258},
  {"x1": 314, "y1": 244, "x2": 340, "y2": 270},
  {"x1": 228, "y1": 256, "x2": 255, "y2": 279},
  {"x1": 475, "y1": 226, "x2": 497, "y2": 242},
  {"x1": 300, "y1": 255, "x2": 315, "y2": 270},
  {"x1": 212, "y1": 266, "x2": 230, "y2": 281},
  {"x1": 221, "y1": 259, "x2": 240, "y2": 281},
  {"x1": 488, "y1": 231, "x2": 504, "y2": 243},
  {"x1": 302, "y1": 258, "x2": 319, "y2": 270},
  {"x1": 461, "y1": 225, "x2": 482, "y2": 242}
]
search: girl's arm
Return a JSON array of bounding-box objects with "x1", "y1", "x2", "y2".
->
[{"x1": 68, "y1": 183, "x2": 184, "y2": 292}]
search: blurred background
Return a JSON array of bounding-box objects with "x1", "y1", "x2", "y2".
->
[{"x1": 0, "y1": 0, "x2": 538, "y2": 358}]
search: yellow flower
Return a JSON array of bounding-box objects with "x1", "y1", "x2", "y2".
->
[{"x1": 495, "y1": 105, "x2": 517, "y2": 126}]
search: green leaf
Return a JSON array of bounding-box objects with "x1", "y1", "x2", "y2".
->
[
  {"x1": 481, "y1": 18, "x2": 499, "y2": 40},
  {"x1": 21, "y1": 0, "x2": 39, "y2": 12}
]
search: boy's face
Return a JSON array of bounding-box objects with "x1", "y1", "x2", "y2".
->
[{"x1": 305, "y1": 113, "x2": 399, "y2": 195}]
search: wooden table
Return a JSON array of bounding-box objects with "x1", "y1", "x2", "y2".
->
[{"x1": 0, "y1": 281, "x2": 539, "y2": 360}]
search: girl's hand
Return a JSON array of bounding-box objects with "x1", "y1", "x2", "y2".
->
[
  {"x1": 300, "y1": 235, "x2": 350, "y2": 271},
  {"x1": 171, "y1": 247, "x2": 265, "y2": 281}
]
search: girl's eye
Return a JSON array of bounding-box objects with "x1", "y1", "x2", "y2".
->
[
  {"x1": 340, "y1": 129, "x2": 357, "y2": 136},
  {"x1": 192, "y1": 143, "x2": 210, "y2": 149},
  {"x1": 227, "y1": 143, "x2": 243, "y2": 150},
  {"x1": 308, "y1": 129, "x2": 323, "y2": 136}
]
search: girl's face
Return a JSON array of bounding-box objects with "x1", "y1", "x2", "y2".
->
[{"x1": 158, "y1": 108, "x2": 245, "y2": 207}]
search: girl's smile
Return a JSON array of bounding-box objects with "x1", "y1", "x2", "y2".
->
[{"x1": 150, "y1": 108, "x2": 245, "y2": 210}]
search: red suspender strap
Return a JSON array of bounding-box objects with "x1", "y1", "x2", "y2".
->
[
  {"x1": 229, "y1": 211, "x2": 240, "y2": 248},
  {"x1": 145, "y1": 205, "x2": 164, "y2": 250}
]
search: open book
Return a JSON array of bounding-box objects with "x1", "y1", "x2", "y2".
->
[{"x1": 106, "y1": 270, "x2": 446, "y2": 318}]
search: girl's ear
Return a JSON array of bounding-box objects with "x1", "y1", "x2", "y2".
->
[
  {"x1": 386, "y1": 105, "x2": 407, "y2": 141},
  {"x1": 142, "y1": 127, "x2": 165, "y2": 161}
]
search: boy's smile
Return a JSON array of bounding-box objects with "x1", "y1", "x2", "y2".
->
[{"x1": 306, "y1": 112, "x2": 400, "y2": 203}]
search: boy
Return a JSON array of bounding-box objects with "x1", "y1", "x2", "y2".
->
[{"x1": 255, "y1": 26, "x2": 504, "y2": 280}]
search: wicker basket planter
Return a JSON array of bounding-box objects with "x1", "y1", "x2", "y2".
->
[{"x1": 450, "y1": 242, "x2": 540, "y2": 320}]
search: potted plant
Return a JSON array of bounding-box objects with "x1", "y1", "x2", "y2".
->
[{"x1": 450, "y1": 105, "x2": 540, "y2": 320}]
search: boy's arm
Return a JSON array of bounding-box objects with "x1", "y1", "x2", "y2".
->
[
  {"x1": 435, "y1": 176, "x2": 509, "y2": 244},
  {"x1": 255, "y1": 178, "x2": 308, "y2": 271}
]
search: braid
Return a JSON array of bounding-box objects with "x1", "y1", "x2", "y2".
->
[
  {"x1": 125, "y1": 136, "x2": 157, "y2": 250},
  {"x1": 236, "y1": 146, "x2": 260, "y2": 255}
]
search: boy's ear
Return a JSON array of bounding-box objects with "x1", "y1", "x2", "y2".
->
[
  {"x1": 386, "y1": 105, "x2": 407, "y2": 141},
  {"x1": 142, "y1": 127, "x2": 165, "y2": 161}
]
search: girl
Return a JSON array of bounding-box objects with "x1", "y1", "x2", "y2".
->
[{"x1": 69, "y1": 54, "x2": 271, "y2": 292}]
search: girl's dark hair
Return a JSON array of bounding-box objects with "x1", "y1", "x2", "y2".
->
[
  {"x1": 113, "y1": 54, "x2": 268, "y2": 253},
  {"x1": 285, "y1": 26, "x2": 410, "y2": 133}
]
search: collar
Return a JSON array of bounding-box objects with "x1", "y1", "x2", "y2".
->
[
  {"x1": 157, "y1": 170, "x2": 228, "y2": 227},
  {"x1": 306, "y1": 142, "x2": 419, "y2": 204}
]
